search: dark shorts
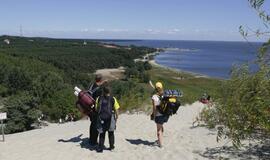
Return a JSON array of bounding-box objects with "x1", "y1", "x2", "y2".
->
[{"x1": 155, "y1": 115, "x2": 169, "y2": 124}]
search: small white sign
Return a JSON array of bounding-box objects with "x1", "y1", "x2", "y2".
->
[{"x1": 0, "y1": 113, "x2": 7, "y2": 120}]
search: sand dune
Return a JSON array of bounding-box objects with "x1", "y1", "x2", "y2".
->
[
  {"x1": 95, "y1": 67, "x2": 125, "y2": 81},
  {"x1": 0, "y1": 102, "x2": 260, "y2": 160}
]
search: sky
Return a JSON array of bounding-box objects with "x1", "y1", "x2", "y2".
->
[{"x1": 0, "y1": 0, "x2": 269, "y2": 41}]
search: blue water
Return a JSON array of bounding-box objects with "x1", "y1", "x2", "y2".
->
[{"x1": 107, "y1": 40, "x2": 262, "y2": 79}]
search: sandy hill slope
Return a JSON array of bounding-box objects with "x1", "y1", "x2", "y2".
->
[{"x1": 0, "y1": 102, "x2": 261, "y2": 160}]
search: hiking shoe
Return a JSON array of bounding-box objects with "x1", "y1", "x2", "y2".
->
[
  {"x1": 109, "y1": 145, "x2": 115, "y2": 151},
  {"x1": 96, "y1": 147, "x2": 103, "y2": 153},
  {"x1": 153, "y1": 140, "x2": 162, "y2": 148},
  {"x1": 153, "y1": 141, "x2": 159, "y2": 146}
]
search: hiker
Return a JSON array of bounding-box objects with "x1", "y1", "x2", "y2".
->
[
  {"x1": 200, "y1": 93, "x2": 211, "y2": 104},
  {"x1": 199, "y1": 93, "x2": 213, "y2": 107},
  {"x1": 88, "y1": 74, "x2": 107, "y2": 146},
  {"x1": 151, "y1": 82, "x2": 169, "y2": 148},
  {"x1": 96, "y1": 86, "x2": 120, "y2": 153}
]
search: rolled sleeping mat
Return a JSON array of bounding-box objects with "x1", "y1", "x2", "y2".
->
[
  {"x1": 74, "y1": 86, "x2": 82, "y2": 94},
  {"x1": 74, "y1": 86, "x2": 96, "y2": 116},
  {"x1": 164, "y1": 89, "x2": 183, "y2": 97},
  {"x1": 74, "y1": 91, "x2": 79, "y2": 97}
]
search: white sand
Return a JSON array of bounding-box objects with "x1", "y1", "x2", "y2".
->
[
  {"x1": 149, "y1": 60, "x2": 209, "y2": 79},
  {"x1": 0, "y1": 102, "x2": 257, "y2": 160},
  {"x1": 95, "y1": 67, "x2": 125, "y2": 81}
]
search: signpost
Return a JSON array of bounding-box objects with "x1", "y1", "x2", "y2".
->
[{"x1": 0, "y1": 112, "x2": 7, "y2": 142}]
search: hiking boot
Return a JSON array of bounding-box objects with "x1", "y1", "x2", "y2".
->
[
  {"x1": 96, "y1": 147, "x2": 103, "y2": 153},
  {"x1": 153, "y1": 140, "x2": 163, "y2": 148},
  {"x1": 109, "y1": 145, "x2": 115, "y2": 151},
  {"x1": 153, "y1": 140, "x2": 159, "y2": 146}
]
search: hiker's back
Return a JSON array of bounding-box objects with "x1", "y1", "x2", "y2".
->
[
  {"x1": 98, "y1": 96, "x2": 114, "y2": 120},
  {"x1": 158, "y1": 90, "x2": 182, "y2": 116}
]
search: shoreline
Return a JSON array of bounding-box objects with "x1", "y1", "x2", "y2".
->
[
  {"x1": 148, "y1": 55, "x2": 210, "y2": 79},
  {"x1": 147, "y1": 49, "x2": 226, "y2": 80}
]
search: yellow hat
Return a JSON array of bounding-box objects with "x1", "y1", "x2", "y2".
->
[{"x1": 155, "y1": 82, "x2": 163, "y2": 89}]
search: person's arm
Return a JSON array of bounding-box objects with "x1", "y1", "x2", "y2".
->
[
  {"x1": 151, "y1": 97, "x2": 157, "y2": 120},
  {"x1": 115, "y1": 109, "x2": 119, "y2": 121},
  {"x1": 152, "y1": 99, "x2": 157, "y2": 117}
]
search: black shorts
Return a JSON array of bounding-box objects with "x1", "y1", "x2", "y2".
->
[{"x1": 155, "y1": 115, "x2": 169, "y2": 124}]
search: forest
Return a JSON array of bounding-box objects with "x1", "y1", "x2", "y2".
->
[{"x1": 0, "y1": 36, "x2": 155, "y2": 133}]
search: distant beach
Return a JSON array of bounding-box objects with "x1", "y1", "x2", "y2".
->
[
  {"x1": 149, "y1": 59, "x2": 209, "y2": 79},
  {"x1": 136, "y1": 49, "x2": 210, "y2": 79},
  {"x1": 108, "y1": 40, "x2": 262, "y2": 79}
]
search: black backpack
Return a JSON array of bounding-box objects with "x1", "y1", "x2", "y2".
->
[
  {"x1": 97, "y1": 96, "x2": 115, "y2": 120},
  {"x1": 158, "y1": 97, "x2": 181, "y2": 116},
  {"x1": 88, "y1": 83, "x2": 102, "y2": 100}
]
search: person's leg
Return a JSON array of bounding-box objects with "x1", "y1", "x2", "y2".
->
[
  {"x1": 97, "y1": 132, "x2": 106, "y2": 152},
  {"x1": 91, "y1": 114, "x2": 98, "y2": 145},
  {"x1": 108, "y1": 131, "x2": 115, "y2": 150},
  {"x1": 90, "y1": 120, "x2": 98, "y2": 144},
  {"x1": 156, "y1": 124, "x2": 163, "y2": 147},
  {"x1": 89, "y1": 120, "x2": 92, "y2": 143}
]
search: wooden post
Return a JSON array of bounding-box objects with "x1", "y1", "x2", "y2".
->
[
  {"x1": 0, "y1": 112, "x2": 7, "y2": 142},
  {"x1": 1, "y1": 120, "x2": 4, "y2": 142}
]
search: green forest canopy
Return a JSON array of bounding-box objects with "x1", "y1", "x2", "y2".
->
[{"x1": 0, "y1": 36, "x2": 156, "y2": 133}]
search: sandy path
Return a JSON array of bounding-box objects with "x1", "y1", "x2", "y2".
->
[{"x1": 0, "y1": 102, "x2": 258, "y2": 160}]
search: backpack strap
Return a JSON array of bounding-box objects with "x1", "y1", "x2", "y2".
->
[
  {"x1": 88, "y1": 83, "x2": 100, "y2": 95},
  {"x1": 89, "y1": 83, "x2": 94, "y2": 91},
  {"x1": 97, "y1": 96, "x2": 103, "y2": 114},
  {"x1": 91, "y1": 86, "x2": 100, "y2": 95}
]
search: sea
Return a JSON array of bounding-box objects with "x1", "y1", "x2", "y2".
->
[{"x1": 104, "y1": 40, "x2": 263, "y2": 79}]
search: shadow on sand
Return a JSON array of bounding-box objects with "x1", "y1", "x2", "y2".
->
[
  {"x1": 126, "y1": 139, "x2": 156, "y2": 146},
  {"x1": 199, "y1": 140, "x2": 270, "y2": 160},
  {"x1": 58, "y1": 134, "x2": 96, "y2": 151}
]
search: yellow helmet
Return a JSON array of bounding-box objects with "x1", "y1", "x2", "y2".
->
[{"x1": 155, "y1": 82, "x2": 163, "y2": 89}]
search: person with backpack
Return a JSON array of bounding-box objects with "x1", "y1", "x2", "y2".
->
[
  {"x1": 87, "y1": 74, "x2": 107, "y2": 146},
  {"x1": 151, "y1": 82, "x2": 169, "y2": 148},
  {"x1": 95, "y1": 86, "x2": 120, "y2": 153}
]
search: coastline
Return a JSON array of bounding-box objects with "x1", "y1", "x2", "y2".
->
[{"x1": 148, "y1": 55, "x2": 210, "y2": 79}]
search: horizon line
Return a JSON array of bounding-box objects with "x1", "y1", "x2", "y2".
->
[{"x1": 0, "y1": 34, "x2": 265, "y2": 43}]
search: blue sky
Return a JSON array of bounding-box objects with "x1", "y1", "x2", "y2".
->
[{"x1": 0, "y1": 0, "x2": 268, "y2": 41}]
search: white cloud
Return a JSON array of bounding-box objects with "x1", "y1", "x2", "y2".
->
[
  {"x1": 96, "y1": 28, "x2": 105, "y2": 32},
  {"x1": 166, "y1": 28, "x2": 182, "y2": 34},
  {"x1": 145, "y1": 29, "x2": 161, "y2": 34},
  {"x1": 111, "y1": 29, "x2": 129, "y2": 32},
  {"x1": 81, "y1": 28, "x2": 89, "y2": 32}
]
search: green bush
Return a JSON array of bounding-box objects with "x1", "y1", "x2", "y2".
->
[
  {"x1": 200, "y1": 0, "x2": 270, "y2": 147},
  {"x1": 3, "y1": 92, "x2": 41, "y2": 133},
  {"x1": 41, "y1": 88, "x2": 78, "y2": 122},
  {"x1": 110, "y1": 80, "x2": 149, "y2": 111}
]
